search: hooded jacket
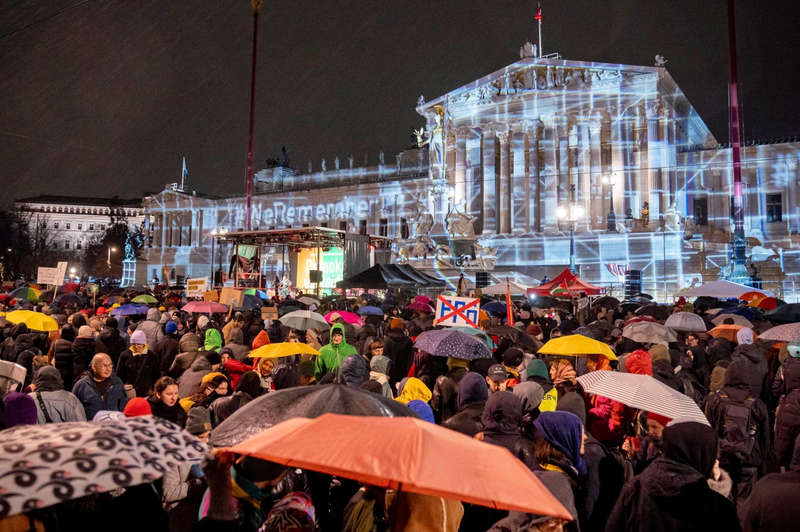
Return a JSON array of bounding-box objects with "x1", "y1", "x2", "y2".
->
[
  {"x1": 170, "y1": 333, "x2": 202, "y2": 377},
  {"x1": 72, "y1": 369, "x2": 128, "y2": 421},
  {"x1": 29, "y1": 366, "x2": 86, "y2": 423},
  {"x1": 138, "y1": 308, "x2": 163, "y2": 347},
  {"x1": 383, "y1": 328, "x2": 414, "y2": 389},
  {"x1": 743, "y1": 433, "x2": 800, "y2": 532},
  {"x1": 13, "y1": 334, "x2": 40, "y2": 388},
  {"x1": 225, "y1": 327, "x2": 250, "y2": 362},
  {"x1": 341, "y1": 354, "x2": 367, "y2": 388},
  {"x1": 606, "y1": 422, "x2": 740, "y2": 532},
  {"x1": 443, "y1": 372, "x2": 488, "y2": 437},
  {"x1": 95, "y1": 326, "x2": 128, "y2": 368},
  {"x1": 316, "y1": 323, "x2": 358, "y2": 380},
  {"x1": 395, "y1": 377, "x2": 432, "y2": 405},
  {"x1": 369, "y1": 355, "x2": 394, "y2": 399},
  {"x1": 71, "y1": 334, "x2": 96, "y2": 384},
  {"x1": 1, "y1": 323, "x2": 28, "y2": 361},
  {"x1": 482, "y1": 391, "x2": 535, "y2": 468},
  {"x1": 203, "y1": 328, "x2": 223, "y2": 352},
  {"x1": 154, "y1": 332, "x2": 181, "y2": 377},
  {"x1": 209, "y1": 371, "x2": 261, "y2": 427},
  {"x1": 177, "y1": 356, "x2": 214, "y2": 399},
  {"x1": 731, "y1": 343, "x2": 768, "y2": 400}
]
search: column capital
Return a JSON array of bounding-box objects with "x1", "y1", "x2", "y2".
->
[
  {"x1": 454, "y1": 125, "x2": 473, "y2": 137},
  {"x1": 496, "y1": 130, "x2": 511, "y2": 142},
  {"x1": 479, "y1": 122, "x2": 501, "y2": 135}
]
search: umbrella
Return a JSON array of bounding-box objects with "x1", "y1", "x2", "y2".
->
[
  {"x1": 577, "y1": 371, "x2": 708, "y2": 425},
  {"x1": 759, "y1": 322, "x2": 800, "y2": 343},
  {"x1": 623, "y1": 316, "x2": 659, "y2": 326},
  {"x1": 619, "y1": 301, "x2": 643, "y2": 315},
  {"x1": 406, "y1": 301, "x2": 435, "y2": 313},
  {"x1": 244, "y1": 288, "x2": 269, "y2": 299},
  {"x1": 709, "y1": 324, "x2": 757, "y2": 343},
  {"x1": 711, "y1": 314, "x2": 754, "y2": 328},
  {"x1": 358, "y1": 305, "x2": 384, "y2": 316},
  {"x1": 110, "y1": 303, "x2": 150, "y2": 317},
  {"x1": 528, "y1": 295, "x2": 561, "y2": 309},
  {"x1": 57, "y1": 282, "x2": 79, "y2": 294},
  {"x1": 54, "y1": 293, "x2": 83, "y2": 306},
  {"x1": 412, "y1": 295, "x2": 433, "y2": 305},
  {"x1": 414, "y1": 329, "x2": 493, "y2": 360},
  {"x1": 5, "y1": 310, "x2": 58, "y2": 332},
  {"x1": 764, "y1": 303, "x2": 800, "y2": 324},
  {"x1": 537, "y1": 335, "x2": 617, "y2": 360},
  {"x1": 481, "y1": 301, "x2": 508, "y2": 314},
  {"x1": 8, "y1": 287, "x2": 41, "y2": 301},
  {"x1": 592, "y1": 296, "x2": 620, "y2": 309},
  {"x1": 487, "y1": 325, "x2": 539, "y2": 352},
  {"x1": 181, "y1": 301, "x2": 230, "y2": 313},
  {"x1": 634, "y1": 304, "x2": 670, "y2": 321},
  {"x1": 225, "y1": 414, "x2": 573, "y2": 520},
  {"x1": 324, "y1": 311, "x2": 365, "y2": 326},
  {"x1": 209, "y1": 384, "x2": 419, "y2": 447},
  {"x1": 233, "y1": 294, "x2": 263, "y2": 310},
  {"x1": 277, "y1": 305, "x2": 300, "y2": 317},
  {"x1": 748, "y1": 297, "x2": 784, "y2": 310},
  {"x1": 449, "y1": 326, "x2": 497, "y2": 349},
  {"x1": 622, "y1": 322, "x2": 678, "y2": 344},
  {"x1": 664, "y1": 312, "x2": 707, "y2": 332},
  {"x1": 249, "y1": 342, "x2": 321, "y2": 359},
  {"x1": 38, "y1": 289, "x2": 55, "y2": 302},
  {"x1": 102, "y1": 295, "x2": 124, "y2": 305},
  {"x1": 716, "y1": 306, "x2": 760, "y2": 320},
  {"x1": 280, "y1": 310, "x2": 329, "y2": 330},
  {"x1": 586, "y1": 320, "x2": 616, "y2": 334},
  {"x1": 298, "y1": 296, "x2": 319, "y2": 306},
  {"x1": 739, "y1": 290, "x2": 767, "y2": 302},
  {"x1": 0, "y1": 416, "x2": 206, "y2": 519},
  {"x1": 131, "y1": 294, "x2": 158, "y2": 304}
]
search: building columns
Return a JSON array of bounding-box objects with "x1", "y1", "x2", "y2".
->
[
  {"x1": 542, "y1": 117, "x2": 559, "y2": 234},
  {"x1": 481, "y1": 125, "x2": 498, "y2": 235}
]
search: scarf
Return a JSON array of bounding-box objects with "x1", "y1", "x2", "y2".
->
[
  {"x1": 230, "y1": 467, "x2": 267, "y2": 510},
  {"x1": 369, "y1": 371, "x2": 388, "y2": 385},
  {"x1": 550, "y1": 359, "x2": 576, "y2": 386}
]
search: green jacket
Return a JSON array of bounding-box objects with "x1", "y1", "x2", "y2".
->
[{"x1": 316, "y1": 323, "x2": 358, "y2": 380}]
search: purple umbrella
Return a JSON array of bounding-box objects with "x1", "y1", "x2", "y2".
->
[{"x1": 413, "y1": 329, "x2": 492, "y2": 361}]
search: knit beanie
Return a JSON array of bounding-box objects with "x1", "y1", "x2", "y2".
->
[
  {"x1": 647, "y1": 412, "x2": 672, "y2": 428},
  {"x1": 165, "y1": 321, "x2": 178, "y2": 334},
  {"x1": 3, "y1": 392, "x2": 37, "y2": 428},
  {"x1": 123, "y1": 398, "x2": 152, "y2": 417},
  {"x1": 390, "y1": 318, "x2": 404, "y2": 330},
  {"x1": 185, "y1": 406, "x2": 212, "y2": 435},
  {"x1": 130, "y1": 330, "x2": 147, "y2": 345},
  {"x1": 203, "y1": 351, "x2": 222, "y2": 366}
]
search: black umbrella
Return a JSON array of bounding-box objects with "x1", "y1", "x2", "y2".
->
[
  {"x1": 209, "y1": 383, "x2": 419, "y2": 447},
  {"x1": 54, "y1": 293, "x2": 84, "y2": 306},
  {"x1": 592, "y1": 296, "x2": 620, "y2": 309},
  {"x1": 586, "y1": 320, "x2": 616, "y2": 334},
  {"x1": 632, "y1": 293, "x2": 653, "y2": 300},
  {"x1": 487, "y1": 325, "x2": 539, "y2": 352},
  {"x1": 529, "y1": 295, "x2": 560, "y2": 309},
  {"x1": 619, "y1": 301, "x2": 643, "y2": 315},
  {"x1": 764, "y1": 303, "x2": 800, "y2": 324},
  {"x1": 634, "y1": 304, "x2": 670, "y2": 321}
]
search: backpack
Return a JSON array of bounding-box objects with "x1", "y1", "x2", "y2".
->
[{"x1": 718, "y1": 392, "x2": 757, "y2": 463}]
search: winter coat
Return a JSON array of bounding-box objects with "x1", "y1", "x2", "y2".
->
[
  {"x1": 147, "y1": 396, "x2": 188, "y2": 428},
  {"x1": 116, "y1": 348, "x2": 161, "y2": 399},
  {"x1": 412, "y1": 350, "x2": 440, "y2": 392},
  {"x1": 52, "y1": 339, "x2": 75, "y2": 391},
  {"x1": 731, "y1": 343, "x2": 768, "y2": 400},
  {"x1": 743, "y1": 435, "x2": 800, "y2": 532},
  {"x1": 170, "y1": 333, "x2": 202, "y2": 377},
  {"x1": 225, "y1": 328, "x2": 250, "y2": 362},
  {"x1": 315, "y1": 323, "x2": 357, "y2": 380},
  {"x1": 154, "y1": 332, "x2": 181, "y2": 377},
  {"x1": 1, "y1": 323, "x2": 28, "y2": 361},
  {"x1": 177, "y1": 356, "x2": 213, "y2": 399},
  {"x1": 12, "y1": 334, "x2": 41, "y2": 388},
  {"x1": 341, "y1": 354, "x2": 367, "y2": 388},
  {"x1": 137, "y1": 308, "x2": 163, "y2": 347},
  {"x1": 651, "y1": 359, "x2": 683, "y2": 392},
  {"x1": 29, "y1": 366, "x2": 86, "y2": 423},
  {"x1": 432, "y1": 366, "x2": 468, "y2": 423},
  {"x1": 95, "y1": 327, "x2": 128, "y2": 368},
  {"x1": 774, "y1": 364, "x2": 800, "y2": 466},
  {"x1": 71, "y1": 336, "x2": 96, "y2": 384},
  {"x1": 72, "y1": 370, "x2": 128, "y2": 420},
  {"x1": 383, "y1": 329, "x2": 414, "y2": 388},
  {"x1": 606, "y1": 422, "x2": 741, "y2": 532},
  {"x1": 481, "y1": 391, "x2": 535, "y2": 468},
  {"x1": 223, "y1": 359, "x2": 255, "y2": 391},
  {"x1": 209, "y1": 373, "x2": 261, "y2": 427}
]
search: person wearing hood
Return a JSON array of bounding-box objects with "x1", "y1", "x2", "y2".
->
[
  {"x1": 95, "y1": 317, "x2": 127, "y2": 369},
  {"x1": 71, "y1": 325, "x2": 96, "y2": 384},
  {"x1": 341, "y1": 354, "x2": 367, "y2": 388},
  {"x1": 12, "y1": 332, "x2": 41, "y2": 389},
  {"x1": 383, "y1": 318, "x2": 414, "y2": 389},
  {"x1": 369, "y1": 355, "x2": 394, "y2": 398},
  {"x1": 550, "y1": 358, "x2": 577, "y2": 398},
  {"x1": 28, "y1": 365, "x2": 86, "y2": 423},
  {"x1": 138, "y1": 307, "x2": 164, "y2": 347},
  {"x1": 154, "y1": 320, "x2": 181, "y2": 377},
  {"x1": 649, "y1": 344, "x2": 682, "y2": 392},
  {"x1": 744, "y1": 432, "x2": 800, "y2": 532},
  {"x1": 51, "y1": 324, "x2": 76, "y2": 391},
  {"x1": 412, "y1": 349, "x2": 440, "y2": 392},
  {"x1": 395, "y1": 377, "x2": 431, "y2": 405},
  {"x1": 210, "y1": 371, "x2": 262, "y2": 427},
  {"x1": 116, "y1": 329, "x2": 161, "y2": 399},
  {"x1": 443, "y1": 372, "x2": 489, "y2": 437},
  {"x1": 527, "y1": 359, "x2": 557, "y2": 412},
  {"x1": 177, "y1": 350, "x2": 222, "y2": 399},
  {"x1": 72, "y1": 353, "x2": 128, "y2": 420},
  {"x1": 606, "y1": 420, "x2": 740, "y2": 532},
  {"x1": 170, "y1": 333, "x2": 203, "y2": 378},
  {"x1": 203, "y1": 328, "x2": 223, "y2": 354},
  {"x1": 316, "y1": 323, "x2": 357, "y2": 381},
  {"x1": 514, "y1": 381, "x2": 544, "y2": 432},
  {"x1": 704, "y1": 356, "x2": 770, "y2": 521},
  {"x1": 147, "y1": 376, "x2": 187, "y2": 428},
  {"x1": 707, "y1": 337, "x2": 733, "y2": 373},
  {"x1": 731, "y1": 330, "x2": 768, "y2": 400},
  {"x1": 0, "y1": 322, "x2": 27, "y2": 361},
  {"x1": 225, "y1": 327, "x2": 251, "y2": 362},
  {"x1": 482, "y1": 391, "x2": 535, "y2": 466}
]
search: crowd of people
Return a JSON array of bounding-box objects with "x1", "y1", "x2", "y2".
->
[{"x1": 0, "y1": 288, "x2": 797, "y2": 532}]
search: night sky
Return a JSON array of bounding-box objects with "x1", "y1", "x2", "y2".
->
[{"x1": 1, "y1": 1, "x2": 798, "y2": 205}]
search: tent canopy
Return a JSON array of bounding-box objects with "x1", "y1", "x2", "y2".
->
[
  {"x1": 528, "y1": 268, "x2": 606, "y2": 296},
  {"x1": 336, "y1": 264, "x2": 446, "y2": 289},
  {"x1": 674, "y1": 280, "x2": 772, "y2": 299},
  {"x1": 480, "y1": 281, "x2": 532, "y2": 295}
]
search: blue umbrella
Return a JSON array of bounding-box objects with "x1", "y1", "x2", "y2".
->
[
  {"x1": 54, "y1": 293, "x2": 83, "y2": 306},
  {"x1": 234, "y1": 294, "x2": 262, "y2": 310},
  {"x1": 358, "y1": 305, "x2": 384, "y2": 316},
  {"x1": 450, "y1": 326, "x2": 497, "y2": 349},
  {"x1": 413, "y1": 329, "x2": 493, "y2": 360},
  {"x1": 482, "y1": 301, "x2": 508, "y2": 314},
  {"x1": 716, "y1": 306, "x2": 759, "y2": 320},
  {"x1": 110, "y1": 304, "x2": 150, "y2": 317}
]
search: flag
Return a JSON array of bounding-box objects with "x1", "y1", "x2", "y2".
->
[
  {"x1": 535, "y1": 5, "x2": 542, "y2": 20},
  {"x1": 182, "y1": 157, "x2": 189, "y2": 183},
  {"x1": 550, "y1": 280, "x2": 569, "y2": 296},
  {"x1": 606, "y1": 263, "x2": 629, "y2": 280},
  {"x1": 163, "y1": 264, "x2": 170, "y2": 282},
  {"x1": 506, "y1": 278, "x2": 515, "y2": 327}
]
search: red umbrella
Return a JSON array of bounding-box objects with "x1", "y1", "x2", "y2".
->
[
  {"x1": 407, "y1": 301, "x2": 435, "y2": 313},
  {"x1": 58, "y1": 282, "x2": 79, "y2": 294},
  {"x1": 181, "y1": 301, "x2": 230, "y2": 313}
]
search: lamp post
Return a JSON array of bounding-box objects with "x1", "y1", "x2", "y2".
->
[
  {"x1": 557, "y1": 184, "x2": 584, "y2": 274},
  {"x1": 601, "y1": 173, "x2": 618, "y2": 233},
  {"x1": 107, "y1": 246, "x2": 116, "y2": 277}
]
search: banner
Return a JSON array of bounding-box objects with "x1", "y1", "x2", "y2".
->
[
  {"x1": 434, "y1": 295, "x2": 481, "y2": 328},
  {"x1": 36, "y1": 267, "x2": 61, "y2": 286},
  {"x1": 186, "y1": 277, "x2": 209, "y2": 298}
]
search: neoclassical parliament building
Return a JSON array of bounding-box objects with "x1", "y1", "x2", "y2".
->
[{"x1": 116, "y1": 46, "x2": 800, "y2": 299}]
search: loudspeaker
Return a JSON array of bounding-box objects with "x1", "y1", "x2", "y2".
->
[
  {"x1": 476, "y1": 271, "x2": 491, "y2": 288},
  {"x1": 309, "y1": 270, "x2": 323, "y2": 283},
  {"x1": 625, "y1": 270, "x2": 642, "y2": 299}
]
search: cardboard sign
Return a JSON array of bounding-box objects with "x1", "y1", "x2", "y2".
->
[
  {"x1": 219, "y1": 287, "x2": 244, "y2": 307},
  {"x1": 203, "y1": 290, "x2": 219, "y2": 302},
  {"x1": 36, "y1": 267, "x2": 61, "y2": 286},
  {"x1": 434, "y1": 296, "x2": 481, "y2": 328},
  {"x1": 261, "y1": 306, "x2": 278, "y2": 322},
  {"x1": 186, "y1": 277, "x2": 209, "y2": 298}
]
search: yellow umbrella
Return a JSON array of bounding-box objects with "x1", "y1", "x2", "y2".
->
[
  {"x1": 537, "y1": 334, "x2": 617, "y2": 360},
  {"x1": 5, "y1": 310, "x2": 58, "y2": 332},
  {"x1": 249, "y1": 342, "x2": 321, "y2": 359}
]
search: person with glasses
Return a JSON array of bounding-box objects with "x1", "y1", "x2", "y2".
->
[{"x1": 72, "y1": 352, "x2": 128, "y2": 420}]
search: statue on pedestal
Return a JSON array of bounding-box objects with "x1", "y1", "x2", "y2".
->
[
  {"x1": 665, "y1": 202, "x2": 680, "y2": 226},
  {"x1": 641, "y1": 202, "x2": 650, "y2": 228},
  {"x1": 321, "y1": 158, "x2": 327, "y2": 172},
  {"x1": 348, "y1": 155, "x2": 354, "y2": 169},
  {"x1": 335, "y1": 157, "x2": 340, "y2": 170},
  {"x1": 446, "y1": 199, "x2": 476, "y2": 238},
  {"x1": 379, "y1": 151, "x2": 385, "y2": 165},
  {"x1": 413, "y1": 199, "x2": 433, "y2": 238}
]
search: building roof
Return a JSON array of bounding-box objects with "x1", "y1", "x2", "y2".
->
[{"x1": 14, "y1": 195, "x2": 142, "y2": 207}]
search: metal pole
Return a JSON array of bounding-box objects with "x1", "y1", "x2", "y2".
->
[
  {"x1": 210, "y1": 235, "x2": 215, "y2": 284},
  {"x1": 569, "y1": 223, "x2": 576, "y2": 274},
  {"x1": 244, "y1": 1, "x2": 262, "y2": 232}
]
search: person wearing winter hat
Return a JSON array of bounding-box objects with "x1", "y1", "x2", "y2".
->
[
  {"x1": 155, "y1": 320, "x2": 182, "y2": 378},
  {"x1": 185, "y1": 405, "x2": 212, "y2": 440},
  {"x1": 123, "y1": 397, "x2": 152, "y2": 417},
  {"x1": 390, "y1": 317, "x2": 404, "y2": 330},
  {"x1": 71, "y1": 325, "x2": 96, "y2": 384},
  {"x1": 502, "y1": 347, "x2": 525, "y2": 380},
  {"x1": 406, "y1": 399, "x2": 435, "y2": 423},
  {"x1": 298, "y1": 360, "x2": 316, "y2": 386},
  {"x1": 3, "y1": 392, "x2": 37, "y2": 428},
  {"x1": 632, "y1": 412, "x2": 672, "y2": 474},
  {"x1": 117, "y1": 329, "x2": 161, "y2": 399}
]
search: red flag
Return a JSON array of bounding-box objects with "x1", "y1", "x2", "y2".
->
[
  {"x1": 535, "y1": 6, "x2": 542, "y2": 20},
  {"x1": 163, "y1": 264, "x2": 170, "y2": 282},
  {"x1": 506, "y1": 278, "x2": 515, "y2": 326}
]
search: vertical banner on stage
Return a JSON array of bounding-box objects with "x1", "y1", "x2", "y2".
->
[{"x1": 434, "y1": 295, "x2": 481, "y2": 328}]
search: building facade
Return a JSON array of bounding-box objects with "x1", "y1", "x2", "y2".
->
[{"x1": 141, "y1": 49, "x2": 800, "y2": 300}]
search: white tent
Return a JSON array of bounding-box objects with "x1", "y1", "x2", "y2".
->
[
  {"x1": 480, "y1": 281, "x2": 532, "y2": 295},
  {"x1": 673, "y1": 280, "x2": 773, "y2": 299}
]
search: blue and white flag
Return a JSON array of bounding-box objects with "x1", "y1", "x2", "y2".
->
[{"x1": 182, "y1": 157, "x2": 189, "y2": 184}]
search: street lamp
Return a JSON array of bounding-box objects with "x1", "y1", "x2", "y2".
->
[
  {"x1": 107, "y1": 246, "x2": 117, "y2": 276},
  {"x1": 558, "y1": 184, "x2": 583, "y2": 274},
  {"x1": 601, "y1": 173, "x2": 618, "y2": 233}
]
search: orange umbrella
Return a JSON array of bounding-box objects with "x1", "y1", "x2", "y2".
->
[
  {"x1": 708, "y1": 324, "x2": 758, "y2": 343},
  {"x1": 225, "y1": 413, "x2": 572, "y2": 521},
  {"x1": 748, "y1": 297, "x2": 779, "y2": 310},
  {"x1": 739, "y1": 291, "x2": 766, "y2": 302}
]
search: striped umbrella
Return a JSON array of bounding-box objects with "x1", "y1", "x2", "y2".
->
[{"x1": 577, "y1": 371, "x2": 709, "y2": 425}]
